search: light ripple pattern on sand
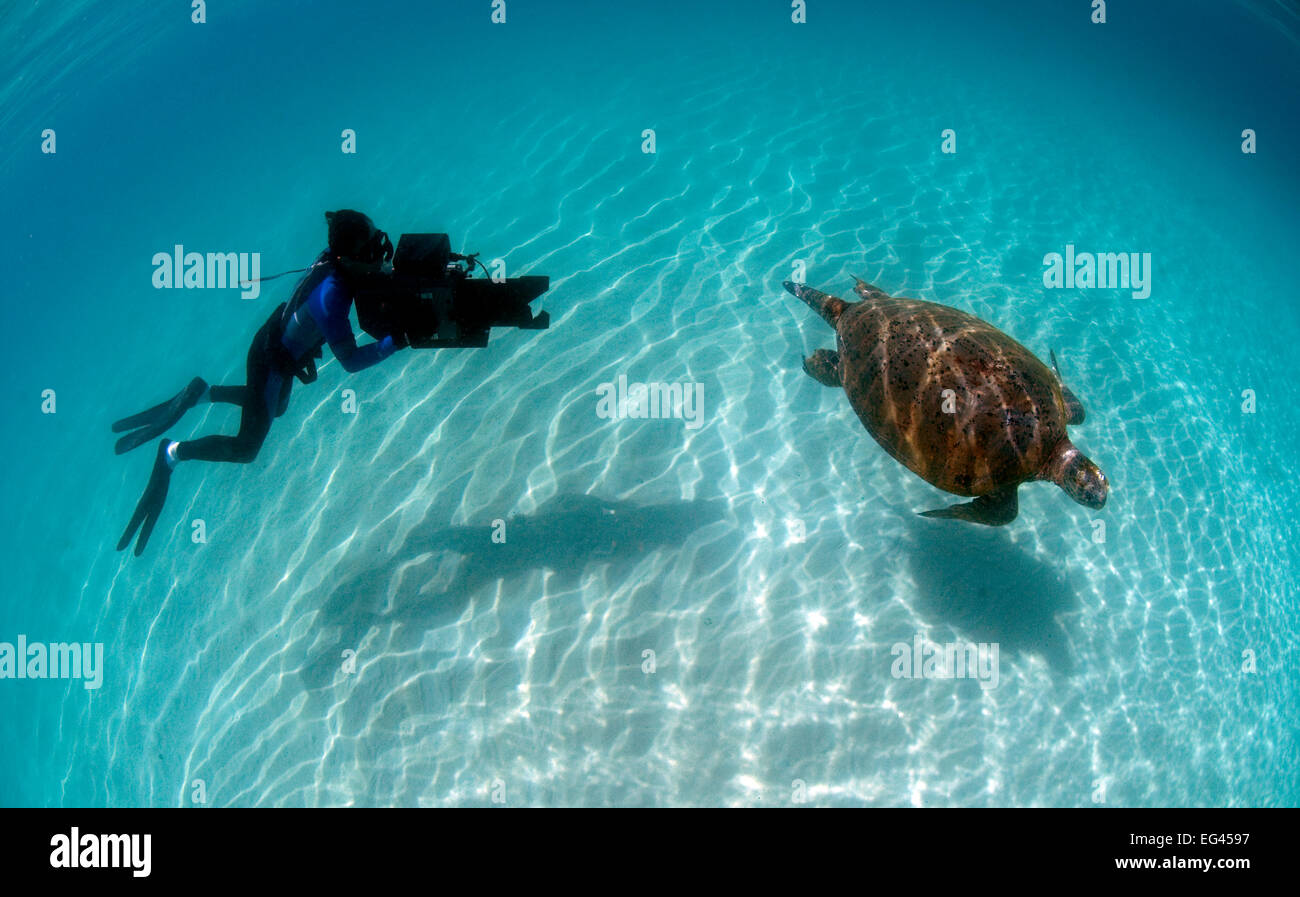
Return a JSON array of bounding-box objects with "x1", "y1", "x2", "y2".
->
[{"x1": 31, "y1": 7, "x2": 1298, "y2": 808}]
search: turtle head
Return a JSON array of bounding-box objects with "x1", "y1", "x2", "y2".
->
[{"x1": 1043, "y1": 440, "x2": 1108, "y2": 510}]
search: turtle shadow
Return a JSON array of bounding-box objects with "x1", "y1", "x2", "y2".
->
[
  {"x1": 901, "y1": 518, "x2": 1079, "y2": 675},
  {"x1": 299, "y1": 492, "x2": 727, "y2": 691}
]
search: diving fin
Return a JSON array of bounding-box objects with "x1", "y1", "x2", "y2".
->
[
  {"x1": 112, "y1": 377, "x2": 207, "y2": 454},
  {"x1": 116, "y1": 439, "x2": 176, "y2": 556}
]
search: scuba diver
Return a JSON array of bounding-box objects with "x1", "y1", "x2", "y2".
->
[{"x1": 114, "y1": 210, "x2": 407, "y2": 556}]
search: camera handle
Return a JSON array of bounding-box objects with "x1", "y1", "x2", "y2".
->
[{"x1": 449, "y1": 251, "x2": 486, "y2": 277}]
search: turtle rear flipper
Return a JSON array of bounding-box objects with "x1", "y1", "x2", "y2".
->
[
  {"x1": 802, "y1": 349, "x2": 842, "y2": 387},
  {"x1": 919, "y1": 485, "x2": 1019, "y2": 526},
  {"x1": 851, "y1": 276, "x2": 889, "y2": 301},
  {"x1": 784, "y1": 281, "x2": 848, "y2": 325},
  {"x1": 1050, "y1": 349, "x2": 1086, "y2": 425}
]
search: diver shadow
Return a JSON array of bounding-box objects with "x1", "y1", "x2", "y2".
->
[
  {"x1": 300, "y1": 493, "x2": 727, "y2": 691},
  {"x1": 902, "y1": 519, "x2": 1079, "y2": 674}
]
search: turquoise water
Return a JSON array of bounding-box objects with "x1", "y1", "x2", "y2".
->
[{"x1": 1, "y1": 0, "x2": 1296, "y2": 806}]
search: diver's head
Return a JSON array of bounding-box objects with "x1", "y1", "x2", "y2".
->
[
  {"x1": 1042, "y1": 438, "x2": 1109, "y2": 510},
  {"x1": 325, "y1": 209, "x2": 392, "y2": 277}
]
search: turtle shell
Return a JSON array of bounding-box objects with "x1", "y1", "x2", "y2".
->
[{"x1": 835, "y1": 295, "x2": 1069, "y2": 497}]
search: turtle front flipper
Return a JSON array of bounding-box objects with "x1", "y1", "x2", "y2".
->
[
  {"x1": 919, "y1": 485, "x2": 1019, "y2": 526},
  {"x1": 802, "y1": 349, "x2": 843, "y2": 387},
  {"x1": 1060, "y1": 385, "x2": 1086, "y2": 425},
  {"x1": 1050, "y1": 349, "x2": 1087, "y2": 425}
]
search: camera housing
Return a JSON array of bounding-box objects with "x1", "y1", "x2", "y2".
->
[{"x1": 353, "y1": 234, "x2": 550, "y2": 349}]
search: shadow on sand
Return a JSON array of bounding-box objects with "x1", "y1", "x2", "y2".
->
[
  {"x1": 300, "y1": 493, "x2": 726, "y2": 689},
  {"x1": 901, "y1": 517, "x2": 1080, "y2": 674}
]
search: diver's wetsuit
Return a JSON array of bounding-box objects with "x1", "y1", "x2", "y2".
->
[
  {"x1": 115, "y1": 210, "x2": 404, "y2": 557},
  {"x1": 175, "y1": 258, "x2": 396, "y2": 464}
]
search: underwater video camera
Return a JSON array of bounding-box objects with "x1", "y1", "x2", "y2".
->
[{"x1": 352, "y1": 233, "x2": 550, "y2": 349}]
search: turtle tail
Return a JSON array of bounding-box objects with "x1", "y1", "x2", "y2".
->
[{"x1": 783, "y1": 281, "x2": 848, "y2": 326}]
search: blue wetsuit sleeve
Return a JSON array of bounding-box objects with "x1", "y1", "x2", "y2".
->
[{"x1": 309, "y1": 277, "x2": 396, "y2": 373}]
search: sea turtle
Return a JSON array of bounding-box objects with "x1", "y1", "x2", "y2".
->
[{"x1": 784, "y1": 276, "x2": 1108, "y2": 525}]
